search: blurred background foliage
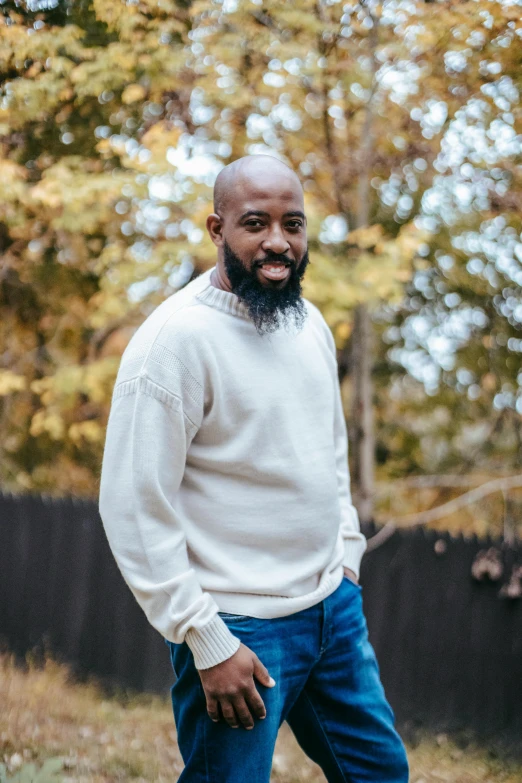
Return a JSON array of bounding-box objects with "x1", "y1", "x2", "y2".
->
[{"x1": 1, "y1": 0, "x2": 522, "y2": 531}]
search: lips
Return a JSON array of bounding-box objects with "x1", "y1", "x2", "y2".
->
[{"x1": 256, "y1": 261, "x2": 292, "y2": 283}]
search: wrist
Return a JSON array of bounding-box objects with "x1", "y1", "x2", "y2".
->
[
  {"x1": 185, "y1": 614, "x2": 241, "y2": 670},
  {"x1": 343, "y1": 567, "x2": 358, "y2": 584}
]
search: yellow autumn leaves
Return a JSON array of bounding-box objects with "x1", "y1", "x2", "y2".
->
[{"x1": 27, "y1": 362, "x2": 117, "y2": 444}]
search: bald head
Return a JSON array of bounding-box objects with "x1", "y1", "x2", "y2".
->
[{"x1": 213, "y1": 155, "x2": 302, "y2": 216}]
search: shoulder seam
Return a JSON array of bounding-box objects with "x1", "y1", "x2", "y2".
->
[
  {"x1": 139, "y1": 290, "x2": 205, "y2": 370},
  {"x1": 148, "y1": 342, "x2": 204, "y2": 403},
  {"x1": 112, "y1": 376, "x2": 199, "y2": 431}
]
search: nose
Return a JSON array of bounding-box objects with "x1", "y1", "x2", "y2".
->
[{"x1": 261, "y1": 224, "x2": 290, "y2": 256}]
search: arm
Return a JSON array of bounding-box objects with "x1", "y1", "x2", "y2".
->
[
  {"x1": 99, "y1": 372, "x2": 240, "y2": 669},
  {"x1": 99, "y1": 370, "x2": 275, "y2": 729}
]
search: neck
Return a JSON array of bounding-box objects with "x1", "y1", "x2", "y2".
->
[{"x1": 210, "y1": 262, "x2": 232, "y2": 292}]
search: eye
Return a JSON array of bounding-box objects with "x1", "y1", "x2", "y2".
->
[
  {"x1": 244, "y1": 219, "x2": 265, "y2": 228},
  {"x1": 286, "y1": 220, "x2": 303, "y2": 230}
]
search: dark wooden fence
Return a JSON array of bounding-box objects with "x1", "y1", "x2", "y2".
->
[
  {"x1": 1, "y1": 491, "x2": 521, "y2": 746},
  {"x1": 0, "y1": 491, "x2": 172, "y2": 693},
  {"x1": 359, "y1": 525, "x2": 522, "y2": 746}
]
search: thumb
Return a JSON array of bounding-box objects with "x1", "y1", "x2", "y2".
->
[{"x1": 252, "y1": 654, "x2": 276, "y2": 688}]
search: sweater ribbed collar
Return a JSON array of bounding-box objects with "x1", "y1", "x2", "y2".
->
[{"x1": 195, "y1": 267, "x2": 251, "y2": 320}]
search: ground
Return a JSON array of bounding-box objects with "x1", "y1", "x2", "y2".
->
[{"x1": 1, "y1": 656, "x2": 520, "y2": 783}]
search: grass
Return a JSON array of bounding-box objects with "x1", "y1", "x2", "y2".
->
[{"x1": 1, "y1": 655, "x2": 521, "y2": 783}]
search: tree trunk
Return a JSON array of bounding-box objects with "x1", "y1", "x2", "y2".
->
[
  {"x1": 319, "y1": 0, "x2": 377, "y2": 523},
  {"x1": 347, "y1": 4, "x2": 378, "y2": 524},
  {"x1": 350, "y1": 303, "x2": 375, "y2": 523},
  {"x1": 346, "y1": 114, "x2": 376, "y2": 522}
]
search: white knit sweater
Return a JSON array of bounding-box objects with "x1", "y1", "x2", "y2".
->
[{"x1": 99, "y1": 268, "x2": 366, "y2": 669}]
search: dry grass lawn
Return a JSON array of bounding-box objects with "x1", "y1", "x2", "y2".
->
[{"x1": 1, "y1": 655, "x2": 520, "y2": 783}]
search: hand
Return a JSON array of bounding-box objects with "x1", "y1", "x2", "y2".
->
[
  {"x1": 198, "y1": 643, "x2": 276, "y2": 730},
  {"x1": 343, "y1": 567, "x2": 359, "y2": 585}
]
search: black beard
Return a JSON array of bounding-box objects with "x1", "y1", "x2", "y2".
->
[{"x1": 223, "y1": 241, "x2": 310, "y2": 335}]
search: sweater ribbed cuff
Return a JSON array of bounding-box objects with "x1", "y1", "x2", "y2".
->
[
  {"x1": 342, "y1": 536, "x2": 368, "y2": 579},
  {"x1": 185, "y1": 614, "x2": 241, "y2": 670}
]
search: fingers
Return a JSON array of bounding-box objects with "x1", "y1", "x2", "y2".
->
[
  {"x1": 231, "y1": 696, "x2": 255, "y2": 730},
  {"x1": 202, "y1": 647, "x2": 275, "y2": 730},
  {"x1": 206, "y1": 695, "x2": 219, "y2": 723},
  {"x1": 218, "y1": 698, "x2": 255, "y2": 730},
  {"x1": 220, "y1": 699, "x2": 240, "y2": 729},
  {"x1": 245, "y1": 686, "x2": 267, "y2": 721},
  {"x1": 252, "y1": 654, "x2": 276, "y2": 688},
  {"x1": 209, "y1": 690, "x2": 265, "y2": 729}
]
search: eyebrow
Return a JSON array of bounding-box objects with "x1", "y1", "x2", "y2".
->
[{"x1": 239, "y1": 209, "x2": 306, "y2": 221}]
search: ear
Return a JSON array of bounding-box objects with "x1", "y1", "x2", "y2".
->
[{"x1": 206, "y1": 213, "x2": 224, "y2": 247}]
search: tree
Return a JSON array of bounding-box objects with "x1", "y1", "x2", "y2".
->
[
  {"x1": 1, "y1": 0, "x2": 521, "y2": 517},
  {"x1": 0, "y1": 0, "x2": 209, "y2": 493}
]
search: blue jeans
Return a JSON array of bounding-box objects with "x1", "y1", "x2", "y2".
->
[{"x1": 166, "y1": 576, "x2": 409, "y2": 782}]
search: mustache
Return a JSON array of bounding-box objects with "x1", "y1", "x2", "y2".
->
[{"x1": 254, "y1": 252, "x2": 294, "y2": 267}]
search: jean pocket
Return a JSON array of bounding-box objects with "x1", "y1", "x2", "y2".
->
[
  {"x1": 343, "y1": 575, "x2": 362, "y2": 591},
  {"x1": 218, "y1": 612, "x2": 252, "y2": 623}
]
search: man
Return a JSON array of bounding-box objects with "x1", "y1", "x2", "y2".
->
[{"x1": 99, "y1": 155, "x2": 409, "y2": 782}]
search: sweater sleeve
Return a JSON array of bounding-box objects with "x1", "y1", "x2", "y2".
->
[{"x1": 98, "y1": 368, "x2": 240, "y2": 669}]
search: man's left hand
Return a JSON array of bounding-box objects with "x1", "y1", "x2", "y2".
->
[{"x1": 343, "y1": 567, "x2": 358, "y2": 585}]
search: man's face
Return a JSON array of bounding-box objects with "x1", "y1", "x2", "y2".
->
[
  {"x1": 209, "y1": 164, "x2": 310, "y2": 333},
  {"x1": 223, "y1": 240, "x2": 309, "y2": 334}
]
